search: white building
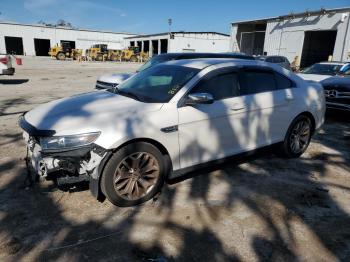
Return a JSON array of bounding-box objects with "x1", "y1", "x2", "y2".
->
[
  {"x1": 230, "y1": 7, "x2": 350, "y2": 68},
  {"x1": 125, "y1": 32, "x2": 230, "y2": 56},
  {"x1": 0, "y1": 22, "x2": 137, "y2": 56}
]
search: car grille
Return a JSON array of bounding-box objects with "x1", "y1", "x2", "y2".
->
[{"x1": 324, "y1": 89, "x2": 350, "y2": 99}]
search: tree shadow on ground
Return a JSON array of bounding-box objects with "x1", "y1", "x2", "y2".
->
[{"x1": 1, "y1": 87, "x2": 350, "y2": 261}]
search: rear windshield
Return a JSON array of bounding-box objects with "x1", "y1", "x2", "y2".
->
[{"x1": 301, "y1": 64, "x2": 343, "y2": 75}]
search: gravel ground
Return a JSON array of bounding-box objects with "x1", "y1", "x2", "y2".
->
[{"x1": 0, "y1": 56, "x2": 350, "y2": 262}]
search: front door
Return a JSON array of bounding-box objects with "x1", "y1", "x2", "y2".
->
[{"x1": 177, "y1": 68, "x2": 250, "y2": 169}]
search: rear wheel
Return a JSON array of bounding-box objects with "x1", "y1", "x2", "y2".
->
[
  {"x1": 96, "y1": 54, "x2": 104, "y2": 61},
  {"x1": 101, "y1": 142, "x2": 165, "y2": 207},
  {"x1": 110, "y1": 54, "x2": 119, "y2": 61},
  {"x1": 281, "y1": 115, "x2": 313, "y2": 158},
  {"x1": 130, "y1": 55, "x2": 138, "y2": 62},
  {"x1": 56, "y1": 52, "x2": 66, "y2": 60}
]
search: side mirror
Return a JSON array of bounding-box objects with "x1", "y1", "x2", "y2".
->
[{"x1": 185, "y1": 93, "x2": 214, "y2": 105}]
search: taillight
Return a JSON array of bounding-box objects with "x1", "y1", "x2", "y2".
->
[
  {"x1": 16, "y1": 58, "x2": 22, "y2": 65},
  {"x1": 0, "y1": 57, "x2": 8, "y2": 65}
]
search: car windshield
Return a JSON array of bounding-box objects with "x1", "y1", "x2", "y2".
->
[
  {"x1": 111, "y1": 65, "x2": 200, "y2": 103},
  {"x1": 301, "y1": 63, "x2": 343, "y2": 75},
  {"x1": 137, "y1": 56, "x2": 173, "y2": 72}
]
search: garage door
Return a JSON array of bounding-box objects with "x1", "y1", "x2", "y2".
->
[
  {"x1": 279, "y1": 30, "x2": 304, "y2": 63},
  {"x1": 34, "y1": 38, "x2": 51, "y2": 56},
  {"x1": 4, "y1": 36, "x2": 24, "y2": 55}
]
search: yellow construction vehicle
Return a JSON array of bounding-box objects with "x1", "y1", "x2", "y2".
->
[
  {"x1": 86, "y1": 44, "x2": 107, "y2": 61},
  {"x1": 85, "y1": 44, "x2": 122, "y2": 61},
  {"x1": 108, "y1": 49, "x2": 122, "y2": 61},
  {"x1": 48, "y1": 41, "x2": 82, "y2": 60},
  {"x1": 120, "y1": 46, "x2": 149, "y2": 62}
]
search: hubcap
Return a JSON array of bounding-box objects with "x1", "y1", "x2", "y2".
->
[
  {"x1": 113, "y1": 152, "x2": 159, "y2": 200},
  {"x1": 290, "y1": 120, "x2": 311, "y2": 154}
]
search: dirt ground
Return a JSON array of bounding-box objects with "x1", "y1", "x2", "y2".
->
[{"x1": 0, "y1": 56, "x2": 350, "y2": 262}]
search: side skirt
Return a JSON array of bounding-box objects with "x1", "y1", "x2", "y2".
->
[{"x1": 167, "y1": 143, "x2": 282, "y2": 183}]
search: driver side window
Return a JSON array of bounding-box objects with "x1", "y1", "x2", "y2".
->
[{"x1": 190, "y1": 71, "x2": 240, "y2": 100}]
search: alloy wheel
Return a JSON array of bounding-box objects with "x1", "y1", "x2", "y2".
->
[
  {"x1": 290, "y1": 120, "x2": 311, "y2": 154},
  {"x1": 113, "y1": 152, "x2": 160, "y2": 200}
]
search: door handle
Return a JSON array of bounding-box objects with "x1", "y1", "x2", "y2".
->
[
  {"x1": 285, "y1": 94, "x2": 294, "y2": 101},
  {"x1": 231, "y1": 106, "x2": 245, "y2": 111},
  {"x1": 285, "y1": 90, "x2": 294, "y2": 101}
]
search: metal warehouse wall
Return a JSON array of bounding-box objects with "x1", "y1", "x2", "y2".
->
[
  {"x1": 169, "y1": 33, "x2": 230, "y2": 53},
  {"x1": 264, "y1": 11, "x2": 350, "y2": 62},
  {"x1": 126, "y1": 33, "x2": 230, "y2": 56},
  {"x1": 0, "y1": 23, "x2": 136, "y2": 56}
]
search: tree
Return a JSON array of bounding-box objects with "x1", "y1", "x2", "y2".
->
[{"x1": 37, "y1": 19, "x2": 74, "y2": 28}]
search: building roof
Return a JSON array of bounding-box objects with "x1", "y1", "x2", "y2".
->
[
  {"x1": 231, "y1": 6, "x2": 350, "y2": 25},
  {"x1": 0, "y1": 21, "x2": 137, "y2": 35},
  {"x1": 125, "y1": 31, "x2": 229, "y2": 39}
]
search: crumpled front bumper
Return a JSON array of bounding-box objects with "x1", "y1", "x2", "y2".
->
[{"x1": 19, "y1": 115, "x2": 108, "y2": 199}]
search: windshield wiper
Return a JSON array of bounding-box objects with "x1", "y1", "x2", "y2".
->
[{"x1": 117, "y1": 90, "x2": 142, "y2": 101}]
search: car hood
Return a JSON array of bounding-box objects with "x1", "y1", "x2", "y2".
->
[
  {"x1": 321, "y1": 76, "x2": 350, "y2": 91},
  {"x1": 97, "y1": 73, "x2": 135, "y2": 84},
  {"x1": 24, "y1": 91, "x2": 163, "y2": 135},
  {"x1": 297, "y1": 73, "x2": 331, "y2": 82}
]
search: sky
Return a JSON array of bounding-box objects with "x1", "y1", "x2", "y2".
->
[{"x1": 0, "y1": 0, "x2": 349, "y2": 34}]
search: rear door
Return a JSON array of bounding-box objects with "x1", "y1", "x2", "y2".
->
[{"x1": 239, "y1": 66, "x2": 294, "y2": 147}]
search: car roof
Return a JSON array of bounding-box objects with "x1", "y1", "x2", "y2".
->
[
  {"x1": 257, "y1": 55, "x2": 286, "y2": 58},
  {"x1": 154, "y1": 52, "x2": 255, "y2": 60},
  {"x1": 317, "y1": 61, "x2": 347, "y2": 65},
  {"x1": 161, "y1": 58, "x2": 267, "y2": 70}
]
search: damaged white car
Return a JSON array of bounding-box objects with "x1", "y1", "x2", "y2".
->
[{"x1": 19, "y1": 59, "x2": 325, "y2": 207}]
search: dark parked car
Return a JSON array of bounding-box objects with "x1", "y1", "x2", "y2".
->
[
  {"x1": 256, "y1": 55, "x2": 291, "y2": 70},
  {"x1": 96, "y1": 52, "x2": 255, "y2": 89},
  {"x1": 321, "y1": 76, "x2": 350, "y2": 111},
  {"x1": 339, "y1": 63, "x2": 350, "y2": 76}
]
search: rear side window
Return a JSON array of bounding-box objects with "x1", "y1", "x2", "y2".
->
[
  {"x1": 276, "y1": 57, "x2": 283, "y2": 63},
  {"x1": 275, "y1": 73, "x2": 294, "y2": 89},
  {"x1": 191, "y1": 72, "x2": 240, "y2": 100},
  {"x1": 265, "y1": 57, "x2": 274, "y2": 63},
  {"x1": 241, "y1": 70, "x2": 276, "y2": 95}
]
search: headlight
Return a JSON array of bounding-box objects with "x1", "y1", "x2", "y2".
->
[{"x1": 40, "y1": 132, "x2": 100, "y2": 151}]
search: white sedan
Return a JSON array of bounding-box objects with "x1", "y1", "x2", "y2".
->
[
  {"x1": 19, "y1": 59, "x2": 325, "y2": 207},
  {"x1": 0, "y1": 54, "x2": 15, "y2": 76}
]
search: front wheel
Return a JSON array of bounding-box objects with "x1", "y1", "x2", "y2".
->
[
  {"x1": 56, "y1": 52, "x2": 66, "y2": 60},
  {"x1": 101, "y1": 142, "x2": 166, "y2": 207},
  {"x1": 281, "y1": 115, "x2": 313, "y2": 158}
]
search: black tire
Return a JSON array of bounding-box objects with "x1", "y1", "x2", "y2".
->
[
  {"x1": 130, "y1": 55, "x2": 138, "y2": 62},
  {"x1": 96, "y1": 54, "x2": 104, "y2": 61},
  {"x1": 101, "y1": 142, "x2": 166, "y2": 207},
  {"x1": 110, "y1": 54, "x2": 119, "y2": 61},
  {"x1": 56, "y1": 52, "x2": 66, "y2": 61},
  {"x1": 281, "y1": 115, "x2": 313, "y2": 158}
]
